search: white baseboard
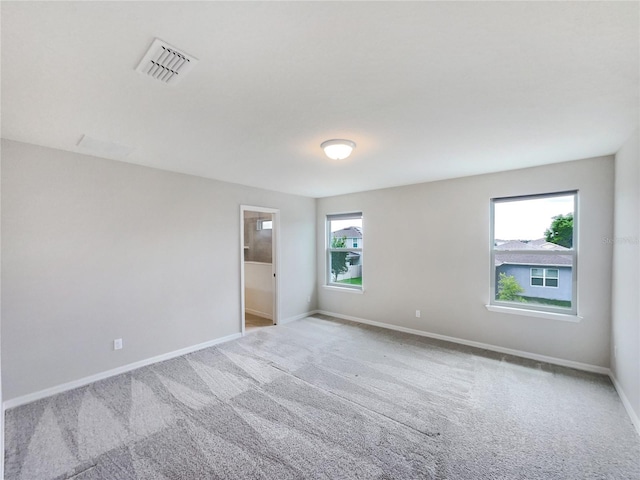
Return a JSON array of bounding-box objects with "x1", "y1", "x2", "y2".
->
[
  {"x1": 245, "y1": 308, "x2": 273, "y2": 320},
  {"x1": 3, "y1": 332, "x2": 242, "y2": 410},
  {"x1": 609, "y1": 373, "x2": 640, "y2": 436},
  {"x1": 278, "y1": 310, "x2": 320, "y2": 325},
  {"x1": 317, "y1": 310, "x2": 610, "y2": 375}
]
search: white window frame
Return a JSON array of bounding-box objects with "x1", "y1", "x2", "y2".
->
[
  {"x1": 326, "y1": 212, "x2": 363, "y2": 291},
  {"x1": 490, "y1": 191, "x2": 577, "y2": 316},
  {"x1": 530, "y1": 268, "x2": 559, "y2": 288}
]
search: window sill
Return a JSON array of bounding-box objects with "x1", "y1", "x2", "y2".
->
[
  {"x1": 485, "y1": 304, "x2": 582, "y2": 322},
  {"x1": 322, "y1": 285, "x2": 364, "y2": 294}
]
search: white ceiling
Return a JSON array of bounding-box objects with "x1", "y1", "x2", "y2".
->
[{"x1": 2, "y1": 1, "x2": 638, "y2": 198}]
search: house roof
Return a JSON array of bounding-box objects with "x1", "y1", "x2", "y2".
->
[
  {"x1": 495, "y1": 240, "x2": 530, "y2": 249},
  {"x1": 495, "y1": 238, "x2": 571, "y2": 266},
  {"x1": 495, "y1": 238, "x2": 573, "y2": 267},
  {"x1": 332, "y1": 227, "x2": 362, "y2": 239},
  {"x1": 496, "y1": 238, "x2": 568, "y2": 251},
  {"x1": 528, "y1": 238, "x2": 568, "y2": 249},
  {"x1": 495, "y1": 253, "x2": 572, "y2": 267}
]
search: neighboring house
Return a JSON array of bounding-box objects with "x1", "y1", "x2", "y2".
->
[
  {"x1": 332, "y1": 226, "x2": 363, "y2": 266},
  {"x1": 331, "y1": 226, "x2": 363, "y2": 281},
  {"x1": 495, "y1": 239, "x2": 572, "y2": 301},
  {"x1": 332, "y1": 226, "x2": 362, "y2": 249}
]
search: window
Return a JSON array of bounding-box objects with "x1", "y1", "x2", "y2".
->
[
  {"x1": 257, "y1": 219, "x2": 272, "y2": 230},
  {"x1": 531, "y1": 268, "x2": 558, "y2": 287},
  {"x1": 491, "y1": 191, "x2": 577, "y2": 314},
  {"x1": 327, "y1": 213, "x2": 363, "y2": 289}
]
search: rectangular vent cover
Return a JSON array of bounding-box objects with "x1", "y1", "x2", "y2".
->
[
  {"x1": 135, "y1": 38, "x2": 198, "y2": 86},
  {"x1": 76, "y1": 135, "x2": 134, "y2": 159}
]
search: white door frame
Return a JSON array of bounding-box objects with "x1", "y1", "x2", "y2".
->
[{"x1": 240, "y1": 205, "x2": 280, "y2": 335}]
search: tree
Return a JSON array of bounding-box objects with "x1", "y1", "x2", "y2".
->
[
  {"x1": 497, "y1": 273, "x2": 525, "y2": 302},
  {"x1": 331, "y1": 235, "x2": 349, "y2": 281},
  {"x1": 544, "y1": 213, "x2": 573, "y2": 248}
]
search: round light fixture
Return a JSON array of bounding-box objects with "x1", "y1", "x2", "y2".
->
[{"x1": 321, "y1": 139, "x2": 356, "y2": 160}]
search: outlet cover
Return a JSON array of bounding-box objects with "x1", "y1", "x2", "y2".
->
[
  {"x1": 114, "y1": 338, "x2": 123, "y2": 350},
  {"x1": 415, "y1": 310, "x2": 421, "y2": 318}
]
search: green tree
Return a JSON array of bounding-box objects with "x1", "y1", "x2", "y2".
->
[
  {"x1": 331, "y1": 235, "x2": 349, "y2": 282},
  {"x1": 544, "y1": 213, "x2": 573, "y2": 248},
  {"x1": 497, "y1": 273, "x2": 525, "y2": 301}
]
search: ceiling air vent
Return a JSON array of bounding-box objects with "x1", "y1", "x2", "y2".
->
[
  {"x1": 76, "y1": 135, "x2": 134, "y2": 159},
  {"x1": 135, "y1": 38, "x2": 198, "y2": 86}
]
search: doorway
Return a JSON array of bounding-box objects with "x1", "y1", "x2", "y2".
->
[{"x1": 240, "y1": 206, "x2": 279, "y2": 334}]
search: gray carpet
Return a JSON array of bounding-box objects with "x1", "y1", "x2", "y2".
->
[{"x1": 5, "y1": 315, "x2": 640, "y2": 479}]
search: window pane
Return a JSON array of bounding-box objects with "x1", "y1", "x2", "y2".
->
[
  {"x1": 330, "y1": 250, "x2": 362, "y2": 285},
  {"x1": 494, "y1": 194, "x2": 574, "y2": 249},
  {"x1": 329, "y1": 218, "x2": 362, "y2": 249},
  {"x1": 495, "y1": 253, "x2": 572, "y2": 309},
  {"x1": 328, "y1": 213, "x2": 363, "y2": 288}
]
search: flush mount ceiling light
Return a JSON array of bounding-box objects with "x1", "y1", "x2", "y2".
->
[{"x1": 321, "y1": 139, "x2": 356, "y2": 160}]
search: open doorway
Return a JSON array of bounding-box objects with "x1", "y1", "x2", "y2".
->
[{"x1": 240, "y1": 206, "x2": 279, "y2": 334}]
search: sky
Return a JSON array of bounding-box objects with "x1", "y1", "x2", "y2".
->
[
  {"x1": 327, "y1": 195, "x2": 572, "y2": 240},
  {"x1": 330, "y1": 218, "x2": 362, "y2": 233},
  {"x1": 494, "y1": 195, "x2": 574, "y2": 240}
]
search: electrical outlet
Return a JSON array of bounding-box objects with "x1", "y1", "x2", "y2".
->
[
  {"x1": 114, "y1": 338, "x2": 123, "y2": 350},
  {"x1": 415, "y1": 310, "x2": 421, "y2": 318}
]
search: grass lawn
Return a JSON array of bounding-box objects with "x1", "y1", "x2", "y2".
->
[
  {"x1": 337, "y1": 277, "x2": 362, "y2": 286},
  {"x1": 520, "y1": 296, "x2": 571, "y2": 308}
]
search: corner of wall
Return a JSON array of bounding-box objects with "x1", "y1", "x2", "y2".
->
[{"x1": 611, "y1": 127, "x2": 640, "y2": 435}]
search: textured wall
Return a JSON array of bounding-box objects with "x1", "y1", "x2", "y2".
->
[
  {"x1": 1, "y1": 140, "x2": 316, "y2": 400},
  {"x1": 317, "y1": 156, "x2": 614, "y2": 367}
]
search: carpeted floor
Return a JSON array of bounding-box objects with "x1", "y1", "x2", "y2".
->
[{"x1": 5, "y1": 315, "x2": 640, "y2": 479}]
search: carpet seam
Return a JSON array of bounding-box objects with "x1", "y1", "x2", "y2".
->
[{"x1": 265, "y1": 361, "x2": 443, "y2": 440}]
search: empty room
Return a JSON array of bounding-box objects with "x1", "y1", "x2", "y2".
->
[{"x1": 1, "y1": 1, "x2": 639, "y2": 479}]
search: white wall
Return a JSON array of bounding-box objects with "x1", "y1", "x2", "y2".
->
[
  {"x1": 0, "y1": 138, "x2": 4, "y2": 478},
  {"x1": 1, "y1": 140, "x2": 317, "y2": 401},
  {"x1": 317, "y1": 156, "x2": 614, "y2": 367},
  {"x1": 244, "y1": 261, "x2": 273, "y2": 319},
  {"x1": 611, "y1": 128, "x2": 640, "y2": 430}
]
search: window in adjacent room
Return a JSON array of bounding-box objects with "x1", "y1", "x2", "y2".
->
[
  {"x1": 491, "y1": 191, "x2": 577, "y2": 314},
  {"x1": 327, "y1": 212, "x2": 363, "y2": 289},
  {"x1": 257, "y1": 219, "x2": 272, "y2": 230}
]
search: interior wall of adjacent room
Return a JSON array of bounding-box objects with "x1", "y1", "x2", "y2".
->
[
  {"x1": 244, "y1": 210, "x2": 274, "y2": 319},
  {"x1": 317, "y1": 156, "x2": 614, "y2": 367},
  {"x1": 1, "y1": 142, "x2": 4, "y2": 479},
  {"x1": 1, "y1": 139, "x2": 317, "y2": 401},
  {"x1": 611, "y1": 128, "x2": 640, "y2": 427}
]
